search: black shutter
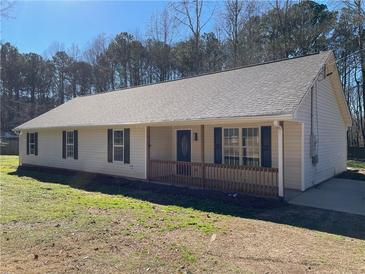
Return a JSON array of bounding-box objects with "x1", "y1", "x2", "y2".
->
[
  {"x1": 124, "y1": 128, "x2": 130, "y2": 164},
  {"x1": 107, "y1": 129, "x2": 113, "y2": 163},
  {"x1": 73, "y1": 130, "x2": 78, "y2": 160},
  {"x1": 62, "y1": 131, "x2": 66, "y2": 159},
  {"x1": 26, "y1": 132, "x2": 30, "y2": 155},
  {"x1": 214, "y1": 127, "x2": 222, "y2": 164},
  {"x1": 34, "y1": 132, "x2": 38, "y2": 156},
  {"x1": 261, "y1": 126, "x2": 272, "y2": 167}
]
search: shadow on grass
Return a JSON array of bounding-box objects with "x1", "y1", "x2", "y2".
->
[
  {"x1": 10, "y1": 166, "x2": 365, "y2": 240},
  {"x1": 337, "y1": 169, "x2": 365, "y2": 181}
]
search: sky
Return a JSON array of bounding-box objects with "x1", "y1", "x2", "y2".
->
[
  {"x1": 1, "y1": 1, "x2": 173, "y2": 55},
  {"x1": 1, "y1": 0, "x2": 343, "y2": 56}
]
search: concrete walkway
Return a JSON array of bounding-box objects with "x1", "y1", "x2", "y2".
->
[{"x1": 288, "y1": 178, "x2": 365, "y2": 216}]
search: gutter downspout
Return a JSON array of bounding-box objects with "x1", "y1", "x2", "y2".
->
[{"x1": 274, "y1": 121, "x2": 284, "y2": 197}]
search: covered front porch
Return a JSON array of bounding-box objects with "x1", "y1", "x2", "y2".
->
[{"x1": 146, "y1": 120, "x2": 288, "y2": 197}]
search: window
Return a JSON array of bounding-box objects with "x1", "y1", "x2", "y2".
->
[
  {"x1": 223, "y1": 127, "x2": 260, "y2": 167},
  {"x1": 29, "y1": 133, "x2": 36, "y2": 155},
  {"x1": 113, "y1": 130, "x2": 124, "y2": 162},
  {"x1": 223, "y1": 128, "x2": 240, "y2": 165},
  {"x1": 66, "y1": 131, "x2": 74, "y2": 158},
  {"x1": 242, "y1": 128, "x2": 260, "y2": 166}
]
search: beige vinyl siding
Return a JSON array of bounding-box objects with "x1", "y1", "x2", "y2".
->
[
  {"x1": 296, "y1": 74, "x2": 347, "y2": 189},
  {"x1": 150, "y1": 126, "x2": 172, "y2": 160},
  {"x1": 19, "y1": 126, "x2": 146, "y2": 179},
  {"x1": 283, "y1": 122, "x2": 302, "y2": 190}
]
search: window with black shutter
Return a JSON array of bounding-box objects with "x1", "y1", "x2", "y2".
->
[
  {"x1": 73, "y1": 130, "x2": 78, "y2": 160},
  {"x1": 66, "y1": 131, "x2": 74, "y2": 158},
  {"x1": 62, "y1": 131, "x2": 66, "y2": 159},
  {"x1": 124, "y1": 128, "x2": 130, "y2": 164},
  {"x1": 218, "y1": 127, "x2": 266, "y2": 167},
  {"x1": 62, "y1": 130, "x2": 78, "y2": 159},
  {"x1": 26, "y1": 133, "x2": 30, "y2": 155},
  {"x1": 108, "y1": 128, "x2": 130, "y2": 164},
  {"x1": 214, "y1": 127, "x2": 222, "y2": 164},
  {"x1": 113, "y1": 130, "x2": 124, "y2": 162},
  {"x1": 261, "y1": 126, "x2": 272, "y2": 167},
  {"x1": 28, "y1": 132, "x2": 37, "y2": 155},
  {"x1": 107, "y1": 129, "x2": 113, "y2": 162},
  {"x1": 34, "y1": 132, "x2": 38, "y2": 156}
]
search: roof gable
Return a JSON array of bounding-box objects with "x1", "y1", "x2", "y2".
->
[{"x1": 326, "y1": 53, "x2": 352, "y2": 126}]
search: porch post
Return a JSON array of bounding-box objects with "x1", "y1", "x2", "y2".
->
[
  {"x1": 201, "y1": 125, "x2": 205, "y2": 185},
  {"x1": 274, "y1": 121, "x2": 284, "y2": 197},
  {"x1": 146, "y1": 126, "x2": 151, "y2": 180}
]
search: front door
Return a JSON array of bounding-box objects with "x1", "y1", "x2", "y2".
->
[{"x1": 176, "y1": 130, "x2": 191, "y2": 175}]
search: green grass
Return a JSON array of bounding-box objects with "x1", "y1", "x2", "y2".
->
[
  {"x1": 0, "y1": 156, "x2": 217, "y2": 233},
  {"x1": 1, "y1": 155, "x2": 365, "y2": 273},
  {"x1": 347, "y1": 160, "x2": 365, "y2": 169},
  {"x1": 0, "y1": 155, "x2": 222, "y2": 272}
]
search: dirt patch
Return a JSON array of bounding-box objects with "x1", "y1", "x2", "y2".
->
[
  {"x1": 2, "y1": 214, "x2": 365, "y2": 274},
  {"x1": 87, "y1": 208, "x2": 111, "y2": 215}
]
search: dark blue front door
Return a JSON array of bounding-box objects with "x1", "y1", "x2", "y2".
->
[{"x1": 177, "y1": 130, "x2": 191, "y2": 162}]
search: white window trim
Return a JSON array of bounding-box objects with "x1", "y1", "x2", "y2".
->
[
  {"x1": 242, "y1": 127, "x2": 261, "y2": 167},
  {"x1": 29, "y1": 132, "x2": 36, "y2": 155},
  {"x1": 222, "y1": 128, "x2": 240, "y2": 165},
  {"x1": 113, "y1": 129, "x2": 124, "y2": 163},
  {"x1": 66, "y1": 131, "x2": 74, "y2": 159},
  {"x1": 222, "y1": 126, "x2": 261, "y2": 167}
]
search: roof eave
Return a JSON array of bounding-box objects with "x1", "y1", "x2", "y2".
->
[{"x1": 14, "y1": 113, "x2": 295, "y2": 131}]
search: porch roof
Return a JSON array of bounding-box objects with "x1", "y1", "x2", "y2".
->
[{"x1": 15, "y1": 51, "x2": 331, "y2": 130}]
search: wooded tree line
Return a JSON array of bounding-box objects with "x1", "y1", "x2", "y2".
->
[{"x1": 1, "y1": 0, "x2": 364, "y2": 147}]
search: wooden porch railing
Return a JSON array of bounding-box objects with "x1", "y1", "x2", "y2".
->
[{"x1": 149, "y1": 159, "x2": 278, "y2": 197}]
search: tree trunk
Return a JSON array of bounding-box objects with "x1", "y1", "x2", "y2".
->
[
  {"x1": 31, "y1": 87, "x2": 35, "y2": 118},
  {"x1": 355, "y1": 0, "x2": 365, "y2": 145}
]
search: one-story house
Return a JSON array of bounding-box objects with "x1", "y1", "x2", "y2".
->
[{"x1": 14, "y1": 51, "x2": 351, "y2": 198}]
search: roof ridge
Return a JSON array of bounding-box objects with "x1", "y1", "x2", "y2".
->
[{"x1": 76, "y1": 51, "x2": 328, "y2": 99}]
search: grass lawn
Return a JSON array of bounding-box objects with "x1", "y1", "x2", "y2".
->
[
  {"x1": 348, "y1": 159, "x2": 365, "y2": 169},
  {"x1": 1, "y1": 156, "x2": 365, "y2": 273}
]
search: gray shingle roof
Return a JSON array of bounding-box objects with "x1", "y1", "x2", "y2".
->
[{"x1": 15, "y1": 51, "x2": 330, "y2": 130}]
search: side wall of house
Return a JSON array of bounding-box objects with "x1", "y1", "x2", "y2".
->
[
  {"x1": 296, "y1": 75, "x2": 347, "y2": 190},
  {"x1": 283, "y1": 121, "x2": 303, "y2": 190},
  {"x1": 19, "y1": 126, "x2": 147, "y2": 179}
]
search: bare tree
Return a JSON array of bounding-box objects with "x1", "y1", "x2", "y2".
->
[
  {"x1": 67, "y1": 43, "x2": 81, "y2": 61},
  {"x1": 43, "y1": 41, "x2": 65, "y2": 60},
  {"x1": 170, "y1": 0, "x2": 215, "y2": 74},
  {"x1": 83, "y1": 33, "x2": 109, "y2": 65},
  {"x1": 0, "y1": 0, "x2": 14, "y2": 18},
  {"x1": 146, "y1": 8, "x2": 177, "y2": 82},
  {"x1": 351, "y1": 0, "x2": 365, "y2": 134},
  {"x1": 221, "y1": 0, "x2": 244, "y2": 66},
  {"x1": 148, "y1": 7, "x2": 177, "y2": 45}
]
